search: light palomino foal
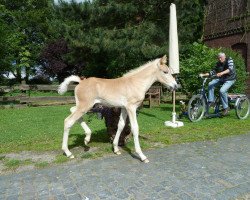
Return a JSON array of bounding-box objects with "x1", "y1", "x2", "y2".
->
[{"x1": 58, "y1": 55, "x2": 177, "y2": 163}]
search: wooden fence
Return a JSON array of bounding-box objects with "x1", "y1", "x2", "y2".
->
[
  {"x1": 0, "y1": 84, "x2": 187, "y2": 108},
  {"x1": 0, "y1": 84, "x2": 76, "y2": 92},
  {"x1": 0, "y1": 84, "x2": 76, "y2": 107}
]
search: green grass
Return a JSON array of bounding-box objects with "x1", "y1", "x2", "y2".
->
[
  {"x1": 80, "y1": 152, "x2": 103, "y2": 159},
  {"x1": 138, "y1": 105, "x2": 250, "y2": 146},
  {"x1": 4, "y1": 159, "x2": 33, "y2": 170},
  {"x1": 0, "y1": 104, "x2": 249, "y2": 156},
  {"x1": 0, "y1": 155, "x2": 5, "y2": 160},
  {"x1": 4, "y1": 159, "x2": 21, "y2": 169},
  {"x1": 35, "y1": 162, "x2": 49, "y2": 168},
  {"x1": 54, "y1": 155, "x2": 69, "y2": 164}
]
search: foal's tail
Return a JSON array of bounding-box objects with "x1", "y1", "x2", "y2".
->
[{"x1": 58, "y1": 75, "x2": 81, "y2": 95}]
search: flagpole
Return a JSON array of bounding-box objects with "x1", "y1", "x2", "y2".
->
[{"x1": 172, "y1": 87, "x2": 176, "y2": 123}]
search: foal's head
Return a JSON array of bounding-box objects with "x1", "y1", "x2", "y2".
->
[{"x1": 155, "y1": 55, "x2": 178, "y2": 90}]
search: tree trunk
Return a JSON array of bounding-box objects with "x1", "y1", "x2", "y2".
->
[
  {"x1": 15, "y1": 68, "x2": 22, "y2": 83},
  {"x1": 24, "y1": 67, "x2": 30, "y2": 83}
]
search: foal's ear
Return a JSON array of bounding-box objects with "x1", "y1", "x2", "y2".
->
[{"x1": 160, "y1": 55, "x2": 167, "y2": 64}]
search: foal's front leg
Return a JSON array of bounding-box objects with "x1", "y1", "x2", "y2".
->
[
  {"x1": 113, "y1": 108, "x2": 127, "y2": 155},
  {"x1": 127, "y1": 106, "x2": 149, "y2": 163}
]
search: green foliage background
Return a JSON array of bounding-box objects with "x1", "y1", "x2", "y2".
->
[
  {"x1": 0, "y1": 0, "x2": 51, "y2": 82},
  {"x1": 47, "y1": 0, "x2": 205, "y2": 78}
]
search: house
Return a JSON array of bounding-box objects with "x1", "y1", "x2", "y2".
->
[{"x1": 203, "y1": 0, "x2": 250, "y2": 96}]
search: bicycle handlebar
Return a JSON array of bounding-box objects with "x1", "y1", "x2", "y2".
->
[{"x1": 199, "y1": 74, "x2": 206, "y2": 78}]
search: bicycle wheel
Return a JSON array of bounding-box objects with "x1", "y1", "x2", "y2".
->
[
  {"x1": 235, "y1": 96, "x2": 250, "y2": 120},
  {"x1": 187, "y1": 95, "x2": 206, "y2": 122}
]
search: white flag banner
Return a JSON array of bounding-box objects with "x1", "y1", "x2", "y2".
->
[{"x1": 169, "y1": 3, "x2": 179, "y2": 74}]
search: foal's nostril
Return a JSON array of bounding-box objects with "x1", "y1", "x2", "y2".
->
[{"x1": 173, "y1": 83, "x2": 179, "y2": 90}]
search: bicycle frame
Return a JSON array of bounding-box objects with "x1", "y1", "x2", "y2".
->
[
  {"x1": 197, "y1": 77, "x2": 221, "y2": 117},
  {"x1": 188, "y1": 76, "x2": 249, "y2": 121}
]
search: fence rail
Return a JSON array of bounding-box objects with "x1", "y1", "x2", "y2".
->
[
  {"x1": 0, "y1": 84, "x2": 77, "y2": 107},
  {"x1": 0, "y1": 84, "x2": 187, "y2": 108},
  {"x1": 0, "y1": 84, "x2": 76, "y2": 92}
]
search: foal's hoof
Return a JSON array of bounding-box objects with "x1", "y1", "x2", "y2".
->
[
  {"x1": 67, "y1": 154, "x2": 75, "y2": 159},
  {"x1": 114, "y1": 150, "x2": 121, "y2": 155},
  {"x1": 142, "y1": 158, "x2": 149, "y2": 163},
  {"x1": 84, "y1": 140, "x2": 89, "y2": 145}
]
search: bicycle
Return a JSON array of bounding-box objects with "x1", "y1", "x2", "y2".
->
[{"x1": 187, "y1": 76, "x2": 250, "y2": 122}]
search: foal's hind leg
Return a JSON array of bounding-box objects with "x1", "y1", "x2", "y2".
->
[
  {"x1": 113, "y1": 108, "x2": 127, "y2": 155},
  {"x1": 62, "y1": 108, "x2": 84, "y2": 158},
  {"x1": 79, "y1": 120, "x2": 92, "y2": 145},
  {"x1": 70, "y1": 107, "x2": 92, "y2": 145}
]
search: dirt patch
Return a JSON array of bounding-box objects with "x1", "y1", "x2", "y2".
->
[
  {"x1": 0, "y1": 146, "x2": 101, "y2": 175},
  {"x1": 5, "y1": 151, "x2": 58, "y2": 163},
  {"x1": 15, "y1": 165, "x2": 36, "y2": 173},
  {"x1": 0, "y1": 150, "x2": 57, "y2": 175}
]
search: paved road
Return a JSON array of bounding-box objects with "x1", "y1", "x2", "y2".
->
[{"x1": 0, "y1": 133, "x2": 250, "y2": 200}]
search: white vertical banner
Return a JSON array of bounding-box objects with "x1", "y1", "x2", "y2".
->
[
  {"x1": 169, "y1": 3, "x2": 179, "y2": 74},
  {"x1": 165, "y1": 3, "x2": 184, "y2": 128}
]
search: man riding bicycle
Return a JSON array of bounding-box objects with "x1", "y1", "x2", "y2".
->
[{"x1": 200, "y1": 52, "x2": 236, "y2": 116}]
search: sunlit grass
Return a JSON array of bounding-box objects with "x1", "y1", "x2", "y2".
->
[{"x1": 0, "y1": 104, "x2": 249, "y2": 156}]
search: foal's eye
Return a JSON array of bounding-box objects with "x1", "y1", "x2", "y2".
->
[{"x1": 163, "y1": 71, "x2": 168, "y2": 74}]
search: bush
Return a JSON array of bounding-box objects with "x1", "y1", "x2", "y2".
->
[
  {"x1": 0, "y1": 77, "x2": 19, "y2": 86},
  {"x1": 179, "y1": 42, "x2": 247, "y2": 95}
]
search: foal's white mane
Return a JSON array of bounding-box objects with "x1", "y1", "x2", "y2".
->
[{"x1": 122, "y1": 58, "x2": 159, "y2": 78}]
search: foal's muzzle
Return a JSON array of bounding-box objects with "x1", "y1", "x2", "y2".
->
[{"x1": 169, "y1": 83, "x2": 179, "y2": 91}]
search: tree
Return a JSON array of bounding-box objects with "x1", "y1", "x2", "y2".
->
[
  {"x1": 47, "y1": 1, "x2": 167, "y2": 79},
  {"x1": 0, "y1": 0, "x2": 52, "y2": 83},
  {"x1": 0, "y1": 5, "x2": 14, "y2": 80},
  {"x1": 43, "y1": 0, "x2": 205, "y2": 80},
  {"x1": 40, "y1": 38, "x2": 84, "y2": 82},
  {"x1": 0, "y1": 0, "x2": 205, "y2": 83}
]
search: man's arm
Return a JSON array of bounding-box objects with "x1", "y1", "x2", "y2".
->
[
  {"x1": 200, "y1": 65, "x2": 217, "y2": 77},
  {"x1": 199, "y1": 72, "x2": 209, "y2": 77},
  {"x1": 217, "y1": 69, "x2": 230, "y2": 77}
]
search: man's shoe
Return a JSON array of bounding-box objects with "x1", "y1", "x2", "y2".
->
[{"x1": 222, "y1": 108, "x2": 229, "y2": 116}]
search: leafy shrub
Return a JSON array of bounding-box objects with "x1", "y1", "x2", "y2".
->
[{"x1": 179, "y1": 42, "x2": 247, "y2": 95}]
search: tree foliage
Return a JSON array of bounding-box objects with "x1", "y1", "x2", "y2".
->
[
  {"x1": 0, "y1": 0, "x2": 206, "y2": 83},
  {"x1": 40, "y1": 38, "x2": 83, "y2": 82},
  {"x1": 0, "y1": 0, "x2": 51, "y2": 83},
  {"x1": 41, "y1": 0, "x2": 205, "y2": 80}
]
